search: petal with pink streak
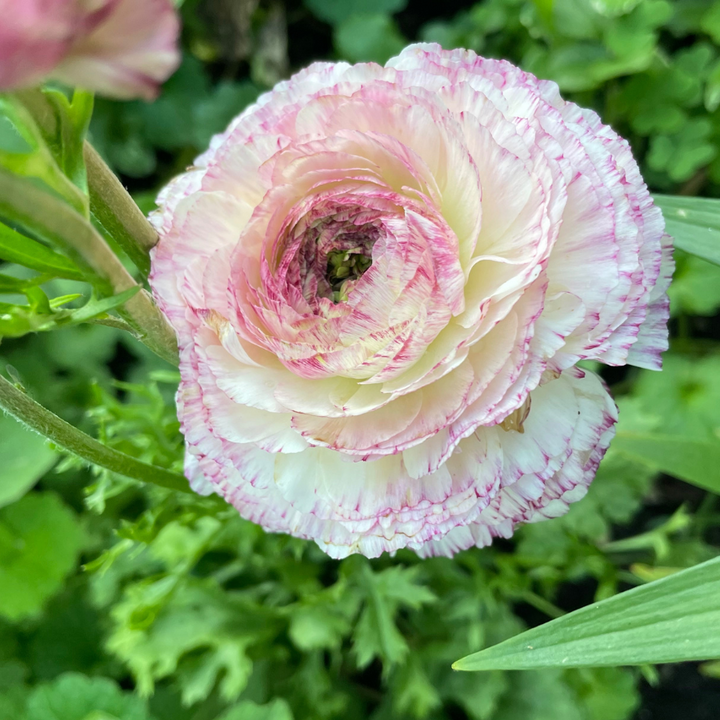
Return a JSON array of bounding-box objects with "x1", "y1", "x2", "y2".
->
[{"x1": 412, "y1": 369, "x2": 617, "y2": 558}]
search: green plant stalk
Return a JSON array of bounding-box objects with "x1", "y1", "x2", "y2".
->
[
  {"x1": 84, "y1": 143, "x2": 157, "y2": 277},
  {"x1": 0, "y1": 375, "x2": 189, "y2": 493},
  {"x1": 16, "y1": 89, "x2": 159, "y2": 276},
  {"x1": 0, "y1": 168, "x2": 178, "y2": 365}
]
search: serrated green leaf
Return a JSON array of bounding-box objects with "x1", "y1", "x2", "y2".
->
[
  {"x1": 351, "y1": 564, "x2": 436, "y2": 671},
  {"x1": 305, "y1": 0, "x2": 407, "y2": 25},
  {"x1": 493, "y1": 669, "x2": 582, "y2": 720},
  {"x1": 0, "y1": 414, "x2": 57, "y2": 508},
  {"x1": 0, "y1": 493, "x2": 84, "y2": 621},
  {"x1": 216, "y1": 699, "x2": 293, "y2": 720},
  {"x1": 0, "y1": 223, "x2": 83, "y2": 280},
  {"x1": 393, "y1": 656, "x2": 442, "y2": 718},
  {"x1": 453, "y1": 557, "x2": 720, "y2": 671},
  {"x1": 653, "y1": 194, "x2": 720, "y2": 266},
  {"x1": 26, "y1": 673, "x2": 154, "y2": 720},
  {"x1": 334, "y1": 14, "x2": 407, "y2": 64},
  {"x1": 107, "y1": 576, "x2": 278, "y2": 704}
]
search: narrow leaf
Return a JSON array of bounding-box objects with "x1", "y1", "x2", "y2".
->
[
  {"x1": 44, "y1": 88, "x2": 94, "y2": 193},
  {"x1": 0, "y1": 273, "x2": 33, "y2": 292},
  {"x1": 453, "y1": 557, "x2": 720, "y2": 671},
  {"x1": 653, "y1": 194, "x2": 720, "y2": 266},
  {"x1": 613, "y1": 431, "x2": 720, "y2": 494},
  {"x1": 0, "y1": 222, "x2": 84, "y2": 280},
  {"x1": 69, "y1": 286, "x2": 141, "y2": 324}
]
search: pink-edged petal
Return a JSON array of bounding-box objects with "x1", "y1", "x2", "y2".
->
[
  {"x1": 625, "y1": 233, "x2": 674, "y2": 370},
  {"x1": 412, "y1": 368, "x2": 617, "y2": 557}
]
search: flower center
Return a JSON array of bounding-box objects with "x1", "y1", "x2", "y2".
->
[
  {"x1": 326, "y1": 246, "x2": 373, "y2": 303},
  {"x1": 284, "y1": 208, "x2": 381, "y2": 307}
]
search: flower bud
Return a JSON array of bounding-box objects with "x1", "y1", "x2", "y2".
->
[{"x1": 0, "y1": 0, "x2": 180, "y2": 100}]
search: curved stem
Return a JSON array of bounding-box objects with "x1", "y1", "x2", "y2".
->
[
  {"x1": 0, "y1": 168, "x2": 179, "y2": 365},
  {"x1": 0, "y1": 375, "x2": 189, "y2": 494}
]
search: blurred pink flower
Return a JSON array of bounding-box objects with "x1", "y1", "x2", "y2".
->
[
  {"x1": 150, "y1": 44, "x2": 673, "y2": 559},
  {"x1": 0, "y1": 0, "x2": 180, "y2": 100}
]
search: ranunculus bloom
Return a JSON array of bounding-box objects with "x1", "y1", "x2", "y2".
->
[
  {"x1": 150, "y1": 44, "x2": 673, "y2": 559},
  {"x1": 0, "y1": 0, "x2": 179, "y2": 100}
]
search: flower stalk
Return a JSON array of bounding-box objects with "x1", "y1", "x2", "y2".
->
[
  {"x1": 84, "y1": 142, "x2": 158, "y2": 278},
  {"x1": 0, "y1": 374, "x2": 189, "y2": 493}
]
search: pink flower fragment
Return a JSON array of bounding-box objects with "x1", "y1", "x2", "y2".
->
[
  {"x1": 150, "y1": 44, "x2": 673, "y2": 559},
  {"x1": 0, "y1": 0, "x2": 180, "y2": 100}
]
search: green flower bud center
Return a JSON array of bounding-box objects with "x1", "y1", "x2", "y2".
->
[{"x1": 326, "y1": 248, "x2": 373, "y2": 303}]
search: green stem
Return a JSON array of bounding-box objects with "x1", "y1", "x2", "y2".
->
[
  {"x1": 0, "y1": 168, "x2": 178, "y2": 365},
  {"x1": 0, "y1": 375, "x2": 189, "y2": 494},
  {"x1": 15, "y1": 89, "x2": 158, "y2": 277},
  {"x1": 84, "y1": 143, "x2": 158, "y2": 278},
  {"x1": 519, "y1": 590, "x2": 566, "y2": 620}
]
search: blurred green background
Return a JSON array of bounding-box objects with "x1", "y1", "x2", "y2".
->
[{"x1": 2, "y1": 1, "x2": 720, "y2": 719}]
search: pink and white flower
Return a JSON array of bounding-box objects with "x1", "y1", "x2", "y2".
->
[
  {"x1": 0, "y1": 0, "x2": 180, "y2": 100},
  {"x1": 150, "y1": 44, "x2": 673, "y2": 559}
]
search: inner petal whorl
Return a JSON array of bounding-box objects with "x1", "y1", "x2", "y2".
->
[{"x1": 282, "y1": 202, "x2": 387, "y2": 309}]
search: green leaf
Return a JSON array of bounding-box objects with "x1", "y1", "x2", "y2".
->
[
  {"x1": 653, "y1": 194, "x2": 720, "y2": 266},
  {"x1": 68, "y1": 286, "x2": 141, "y2": 325},
  {"x1": 216, "y1": 699, "x2": 293, "y2": 720},
  {"x1": 0, "y1": 274, "x2": 37, "y2": 293},
  {"x1": 42, "y1": 89, "x2": 94, "y2": 194},
  {"x1": 107, "y1": 576, "x2": 277, "y2": 704},
  {"x1": 0, "y1": 97, "x2": 87, "y2": 215},
  {"x1": 453, "y1": 556, "x2": 720, "y2": 671},
  {"x1": 492, "y1": 669, "x2": 582, "y2": 720},
  {"x1": 305, "y1": 0, "x2": 407, "y2": 25},
  {"x1": 0, "y1": 223, "x2": 84, "y2": 280},
  {"x1": 0, "y1": 493, "x2": 84, "y2": 622},
  {"x1": 566, "y1": 667, "x2": 640, "y2": 720},
  {"x1": 351, "y1": 564, "x2": 436, "y2": 671},
  {"x1": 26, "y1": 673, "x2": 154, "y2": 720},
  {"x1": 0, "y1": 684, "x2": 29, "y2": 720},
  {"x1": 392, "y1": 656, "x2": 442, "y2": 718},
  {"x1": 334, "y1": 14, "x2": 407, "y2": 64},
  {"x1": 668, "y1": 249, "x2": 720, "y2": 316},
  {"x1": 612, "y1": 431, "x2": 720, "y2": 494},
  {"x1": 0, "y1": 414, "x2": 57, "y2": 508}
]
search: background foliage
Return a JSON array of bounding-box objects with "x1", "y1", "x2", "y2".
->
[{"x1": 2, "y1": 1, "x2": 720, "y2": 719}]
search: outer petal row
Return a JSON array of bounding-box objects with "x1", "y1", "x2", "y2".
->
[{"x1": 181, "y1": 366, "x2": 616, "y2": 559}]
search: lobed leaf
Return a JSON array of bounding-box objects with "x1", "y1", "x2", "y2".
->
[{"x1": 0, "y1": 415, "x2": 57, "y2": 509}]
